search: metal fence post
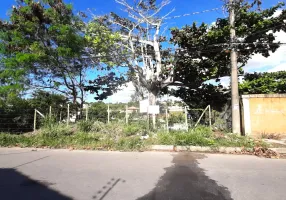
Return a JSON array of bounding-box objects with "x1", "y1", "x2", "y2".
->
[
  {"x1": 67, "y1": 104, "x2": 70, "y2": 126},
  {"x1": 185, "y1": 106, "x2": 188, "y2": 131},
  {"x1": 125, "y1": 105, "x2": 128, "y2": 124},
  {"x1": 107, "y1": 104, "x2": 110, "y2": 123},
  {"x1": 166, "y1": 106, "x2": 169, "y2": 133},
  {"x1": 33, "y1": 109, "x2": 37, "y2": 132},
  {"x1": 49, "y1": 106, "x2": 52, "y2": 119},
  {"x1": 86, "y1": 104, "x2": 88, "y2": 121},
  {"x1": 208, "y1": 105, "x2": 212, "y2": 129}
]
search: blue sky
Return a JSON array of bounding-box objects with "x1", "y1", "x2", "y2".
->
[
  {"x1": 1, "y1": 0, "x2": 280, "y2": 24},
  {"x1": 1, "y1": 0, "x2": 285, "y2": 103}
]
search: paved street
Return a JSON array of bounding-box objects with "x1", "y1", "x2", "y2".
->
[{"x1": 0, "y1": 148, "x2": 285, "y2": 200}]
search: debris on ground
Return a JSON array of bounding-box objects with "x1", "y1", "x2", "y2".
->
[{"x1": 241, "y1": 146, "x2": 280, "y2": 159}]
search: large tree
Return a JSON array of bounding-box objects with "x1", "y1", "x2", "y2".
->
[
  {"x1": 0, "y1": 0, "x2": 123, "y2": 110},
  {"x1": 87, "y1": 0, "x2": 176, "y2": 105},
  {"x1": 170, "y1": 1, "x2": 286, "y2": 110},
  {"x1": 0, "y1": 0, "x2": 89, "y2": 108}
]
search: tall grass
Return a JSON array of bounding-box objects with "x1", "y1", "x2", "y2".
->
[{"x1": 0, "y1": 122, "x2": 266, "y2": 151}]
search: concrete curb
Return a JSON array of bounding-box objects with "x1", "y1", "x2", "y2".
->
[
  {"x1": 150, "y1": 145, "x2": 242, "y2": 153},
  {"x1": 269, "y1": 148, "x2": 286, "y2": 154},
  {"x1": 150, "y1": 145, "x2": 286, "y2": 154},
  {"x1": 2, "y1": 146, "x2": 286, "y2": 154}
]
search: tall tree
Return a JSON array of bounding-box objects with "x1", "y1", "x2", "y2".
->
[
  {"x1": 0, "y1": 0, "x2": 88, "y2": 108},
  {"x1": 170, "y1": 0, "x2": 286, "y2": 110},
  {"x1": 87, "y1": 0, "x2": 175, "y2": 105},
  {"x1": 0, "y1": 0, "x2": 122, "y2": 110}
]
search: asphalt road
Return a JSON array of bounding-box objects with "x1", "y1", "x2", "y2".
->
[{"x1": 0, "y1": 148, "x2": 285, "y2": 200}]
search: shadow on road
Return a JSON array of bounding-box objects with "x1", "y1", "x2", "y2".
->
[
  {"x1": 136, "y1": 153, "x2": 233, "y2": 200},
  {"x1": 93, "y1": 178, "x2": 126, "y2": 200},
  {"x1": 0, "y1": 168, "x2": 72, "y2": 200}
]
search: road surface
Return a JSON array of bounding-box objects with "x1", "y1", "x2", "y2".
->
[{"x1": 0, "y1": 148, "x2": 285, "y2": 200}]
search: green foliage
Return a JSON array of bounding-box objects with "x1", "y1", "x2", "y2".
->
[
  {"x1": 41, "y1": 116, "x2": 58, "y2": 130},
  {"x1": 77, "y1": 120, "x2": 93, "y2": 133},
  {"x1": 0, "y1": 0, "x2": 87, "y2": 103},
  {"x1": 123, "y1": 124, "x2": 142, "y2": 136},
  {"x1": 28, "y1": 90, "x2": 68, "y2": 119},
  {"x1": 0, "y1": 97, "x2": 34, "y2": 132},
  {"x1": 90, "y1": 121, "x2": 106, "y2": 132},
  {"x1": 0, "y1": 123, "x2": 266, "y2": 150},
  {"x1": 170, "y1": 1, "x2": 286, "y2": 111},
  {"x1": 89, "y1": 102, "x2": 108, "y2": 122},
  {"x1": 41, "y1": 124, "x2": 74, "y2": 138},
  {"x1": 0, "y1": 0, "x2": 124, "y2": 103},
  {"x1": 168, "y1": 113, "x2": 185, "y2": 124},
  {"x1": 116, "y1": 137, "x2": 143, "y2": 151},
  {"x1": 240, "y1": 71, "x2": 286, "y2": 94}
]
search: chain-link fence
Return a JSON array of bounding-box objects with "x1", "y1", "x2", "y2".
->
[{"x1": 1, "y1": 102, "x2": 228, "y2": 133}]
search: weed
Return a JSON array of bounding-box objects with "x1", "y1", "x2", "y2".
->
[{"x1": 77, "y1": 120, "x2": 93, "y2": 132}]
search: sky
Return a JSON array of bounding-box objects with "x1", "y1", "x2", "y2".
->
[{"x1": 0, "y1": 0, "x2": 285, "y2": 103}]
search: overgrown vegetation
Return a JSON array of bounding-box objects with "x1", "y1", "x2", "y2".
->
[{"x1": 0, "y1": 120, "x2": 266, "y2": 151}]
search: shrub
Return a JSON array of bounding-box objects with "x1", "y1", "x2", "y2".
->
[
  {"x1": 116, "y1": 136, "x2": 144, "y2": 151},
  {"x1": 41, "y1": 124, "x2": 73, "y2": 137},
  {"x1": 123, "y1": 124, "x2": 141, "y2": 136},
  {"x1": 169, "y1": 113, "x2": 185, "y2": 124},
  {"x1": 41, "y1": 116, "x2": 58, "y2": 129},
  {"x1": 77, "y1": 120, "x2": 93, "y2": 132},
  {"x1": 90, "y1": 121, "x2": 106, "y2": 132}
]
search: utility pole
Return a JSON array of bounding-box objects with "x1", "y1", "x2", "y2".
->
[{"x1": 229, "y1": 0, "x2": 241, "y2": 134}]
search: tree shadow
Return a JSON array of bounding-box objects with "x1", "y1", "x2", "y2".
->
[
  {"x1": 136, "y1": 153, "x2": 233, "y2": 200},
  {"x1": 0, "y1": 168, "x2": 72, "y2": 200}
]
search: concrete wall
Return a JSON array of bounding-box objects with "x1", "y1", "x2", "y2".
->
[{"x1": 242, "y1": 94, "x2": 286, "y2": 136}]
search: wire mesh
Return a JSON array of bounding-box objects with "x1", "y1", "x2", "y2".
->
[{"x1": 0, "y1": 109, "x2": 35, "y2": 133}]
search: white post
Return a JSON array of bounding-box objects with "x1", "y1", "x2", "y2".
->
[
  {"x1": 166, "y1": 106, "x2": 169, "y2": 133},
  {"x1": 152, "y1": 114, "x2": 156, "y2": 129},
  {"x1": 67, "y1": 104, "x2": 70, "y2": 126},
  {"x1": 33, "y1": 109, "x2": 37, "y2": 132},
  {"x1": 49, "y1": 106, "x2": 52, "y2": 119},
  {"x1": 86, "y1": 105, "x2": 88, "y2": 121},
  {"x1": 107, "y1": 104, "x2": 110, "y2": 124},
  {"x1": 195, "y1": 106, "x2": 209, "y2": 127},
  {"x1": 185, "y1": 106, "x2": 188, "y2": 131},
  {"x1": 147, "y1": 108, "x2": 150, "y2": 130},
  {"x1": 125, "y1": 105, "x2": 128, "y2": 124},
  {"x1": 208, "y1": 105, "x2": 212, "y2": 129}
]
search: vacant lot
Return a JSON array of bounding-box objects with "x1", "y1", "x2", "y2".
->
[{"x1": 0, "y1": 148, "x2": 285, "y2": 200}]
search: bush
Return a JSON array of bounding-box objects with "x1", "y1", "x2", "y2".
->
[
  {"x1": 41, "y1": 124, "x2": 73, "y2": 137},
  {"x1": 77, "y1": 120, "x2": 93, "y2": 132},
  {"x1": 41, "y1": 116, "x2": 58, "y2": 129},
  {"x1": 116, "y1": 136, "x2": 144, "y2": 151},
  {"x1": 90, "y1": 121, "x2": 106, "y2": 132},
  {"x1": 169, "y1": 113, "x2": 185, "y2": 124},
  {"x1": 123, "y1": 124, "x2": 142, "y2": 136}
]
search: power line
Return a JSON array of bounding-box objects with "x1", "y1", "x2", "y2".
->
[
  {"x1": 87, "y1": 42, "x2": 286, "y2": 59},
  {"x1": 165, "y1": 7, "x2": 222, "y2": 20}
]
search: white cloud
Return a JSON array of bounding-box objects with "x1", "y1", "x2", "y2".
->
[
  {"x1": 244, "y1": 9, "x2": 286, "y2": 73},
  {"x1": 103, "y1": 82, "x2": 136, "y2": 103},
  {"x1": 244, "y1": 31, "x2": 286, "y2": 72},
  {"x1": 268, "y1": 63, "x2": 286, "y2": 72},
  {"x1": 219, "y1": 77, "x2": 230, "y2": 87}
]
